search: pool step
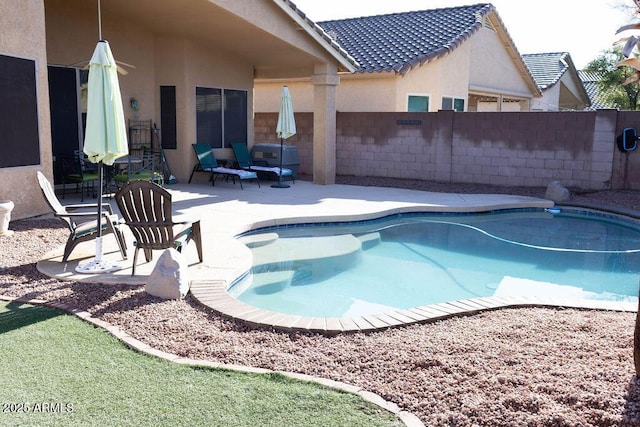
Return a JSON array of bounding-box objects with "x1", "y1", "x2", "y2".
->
[
  {"x1": 250, "y1": 234, "x2": 363, "y2": 267},
  {"x1": 250, "y1": 270, "x2": 296, "y2": 295},
  {"x1": 356, "y1": 232, "x2": 381, "y2": 250},
  {"x1": 237, "y1": 232, "x2": 279, "y2": 248},
  {"x1": 228, "y1": 270, "x2": 295, "y2": 297}
]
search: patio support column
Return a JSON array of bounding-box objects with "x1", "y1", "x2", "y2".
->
[{"x1": 311, "y1": 63, "x2": 340, "y2": 184}]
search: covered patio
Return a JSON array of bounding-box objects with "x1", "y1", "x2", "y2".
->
[{"x1": 1, "y1": 0, "x2": 358, "y2": 222}]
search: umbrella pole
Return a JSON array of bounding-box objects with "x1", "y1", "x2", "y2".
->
[
  {"x1": 94, "y1": 162, "x2": 103, "y2": 263},
  {"x1": 76, "y1": 161, "x2": 120, "y2": 273},
  {"x1": 271, "y1": 137, "x2": 290, "y2": 188}
]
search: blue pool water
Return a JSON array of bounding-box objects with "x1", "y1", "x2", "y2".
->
[{"x1": 229, "y1": 209, "x2": 640, "y2": 317}]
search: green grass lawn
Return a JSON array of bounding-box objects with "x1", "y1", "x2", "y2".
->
[{"x1": 0, "y1": 301, "x2": 402, "y2": 427}]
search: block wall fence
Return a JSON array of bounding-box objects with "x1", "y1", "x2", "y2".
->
[{"x1": 255, "y1": 110, "x2": 640, "y2": 191}]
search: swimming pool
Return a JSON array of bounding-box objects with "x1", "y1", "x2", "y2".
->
[{"x1": 229, "y1": 209, "x2": 640, "y2": 318}]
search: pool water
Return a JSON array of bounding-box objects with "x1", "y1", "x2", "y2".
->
[{"x1": 229, "y1": 209, "x2": 640, "y2": 317}]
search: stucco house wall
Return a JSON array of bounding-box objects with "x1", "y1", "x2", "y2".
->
[
  {"x1": 530, "y1": 75, "x2": 589, "y2": 112},
  {"x1": 394, "y1": 43, "x2": 471, "y2": 112},
  {"x1": 468, "y1": 25, "x2": 532, "y2": 102},
  {"x1": 0, "y1": 0, "x2": 51, "y2": 219},
  {"x1": 531, "y1": 85, "x2": 562, "y2": 112},
  {"x1": 560, "y1": 73, "x2": 590, "y2": 110}
]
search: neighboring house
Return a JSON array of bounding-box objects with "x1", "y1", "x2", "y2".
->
[
  {"x1": 255, "y1": 4, "x2": 542, "y2": 113},
  {"x1": 522, "y1": 52, "x2": 591, "y2": 111},
  {"x1": 0, "y1": 0, "x2": 358, "y2": 219},
  {"x1": 579, "y1": 70, "x2": 617, "y2": 110}
]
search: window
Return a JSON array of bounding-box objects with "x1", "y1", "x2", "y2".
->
[
  {"x1": 196, "y1": 87, "x2": 222, "y2": 148},
  {"x1": 223, "y1": 89, "x2": 247, "y2": 146},
  {"x1": 408, "y1": 95, "x2": 429, "y2": 112},
  {"x1": 0, "y1": 54, "x2": 40, "y2": 168},
  {"x1": 442, "y1": 97, "x2": 465, "y2": 112},
  {"x1": 160, "y1": 86, "x2": 177, "y2": 149},
  {"x1": 196, "y1": 87, "x2": 247, "y2": 149}
]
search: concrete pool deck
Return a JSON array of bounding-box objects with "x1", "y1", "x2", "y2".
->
[{"x1": 36, "y1": 179, "x2": 637, "y2": 334}]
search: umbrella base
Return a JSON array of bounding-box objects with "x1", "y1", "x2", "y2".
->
[
  {"x1": 76, "y1": 258, "x2": 121, "y2": 274},
  {"x1": 270, "y1": 183, "x2": 290, "y2": 188}
]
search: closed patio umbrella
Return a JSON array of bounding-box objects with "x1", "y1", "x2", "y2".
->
[
  {"x1": 76, "y1": 39, "x2": 128, "y2": 273},
  {"x1": 272, "y1": 85, "x2": 296, "y2": 188}
]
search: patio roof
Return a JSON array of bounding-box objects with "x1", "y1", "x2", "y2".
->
[{"x1": 96, "y1": 0, "x2": 358, "y2": 78}]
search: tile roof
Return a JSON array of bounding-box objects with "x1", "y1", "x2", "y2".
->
[
  {"x1": 317, "y1": 4, "x2": 494, "y2": 75},
  {"x1": 522, "y1": 52, "x2": 571, "y2": 90},
  {"x1": 578, "y1": 70, "x2": 615, "y2": 110},
  {"x1": 523, "y1": 52, "x2": 591, "y2": 109},
  {"x1": 279, "y1": 0, "x2": 360, "y2": 72}
]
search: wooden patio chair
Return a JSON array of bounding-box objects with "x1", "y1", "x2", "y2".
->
[
  {"x1": 36, "y1": 171, "x2": 127, "y2": 262},
  {"x1": 114, "y1": 180, "x2": 203, "y2": 275}
]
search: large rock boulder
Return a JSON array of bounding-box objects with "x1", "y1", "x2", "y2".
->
[
  {"x1": 145, "y1": 248, "x2": 190, "y2": 299},
  {"x1": 545, "y1": 180, "x2": 570, "y2": 202}
]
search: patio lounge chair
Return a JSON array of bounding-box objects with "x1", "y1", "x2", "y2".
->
[
  {"x1": 230, "y1": 142, "x2": 294, "y2": 183},
  {"x1": 188, "y1": 143, "x2": 259, "y2": 189},
  {"x1": 115, "y1": 180, "x2": 203, "y2": 275},
  {"x1": 36, "y1": 171, "x2": 127, "y2": 262}
]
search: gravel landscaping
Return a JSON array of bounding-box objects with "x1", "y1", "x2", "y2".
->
[{"x1": 2, "y1": 177, "x2": 640, "y2": 426}]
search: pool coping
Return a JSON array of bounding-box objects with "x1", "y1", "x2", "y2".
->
[{"x1": 190, "y1": 204, "x2": 639, "y2": 335}]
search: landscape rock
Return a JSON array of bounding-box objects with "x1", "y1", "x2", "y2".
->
[
  {"x1": 545, "y1": 180, "x2": 570, "y2": 202},
  {"x1": 145, "y1": 248, "x2": 190, "y2": 299}
]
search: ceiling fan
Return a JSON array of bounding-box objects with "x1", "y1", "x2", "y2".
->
[
  {"x1": 67, "y1": 0, "x2": 135, "y2": 75},
  {"x1": 66, "y1": 58, "x2": 135, "y2": 75}
]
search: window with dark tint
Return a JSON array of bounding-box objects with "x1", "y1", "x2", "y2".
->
[
  {"x1": 160, "y1": 86, "x2": 177, "y2": 149},
  {"x1": 0, "y1": 54, "x2": 40, "y2": 168},
  {"x1": 196, "y1": 87, "x2": 222, "y2": 148},
  {"x1": 196, "y1": 87, "x2": 247, "y2": 148},
  {"x1": 224, "y1": 89, "x2": 247, "y2": 146}
]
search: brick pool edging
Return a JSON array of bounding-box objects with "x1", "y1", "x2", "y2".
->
[{"x1": 190, "y1": 279, "x2": 637, "y2": 336}]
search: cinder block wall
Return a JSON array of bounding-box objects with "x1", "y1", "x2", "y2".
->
[{"x1": 256, "y1": 110, "x2": 640, "y2": 190}]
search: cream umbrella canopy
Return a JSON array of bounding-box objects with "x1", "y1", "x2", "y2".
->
[
  {"x1": 83, "y1": 41, "x2": 128, "y2": 166},
  {"x1": 272, "y1": 85, "x2": 296, "y2": 188},
  {"x1": 76, "y1": 40, "x2": 129, "y2": 273}
]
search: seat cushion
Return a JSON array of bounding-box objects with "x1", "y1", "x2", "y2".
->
[
  {"x1": 73, "y1": 214, "x2": 119, "y2": 238},
  {"x1": 205, "y1": 167, "x2": 258, "y2": 180},
  {"x1": 248, "y1": 165, "x2": 292, "y2": 176}
]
